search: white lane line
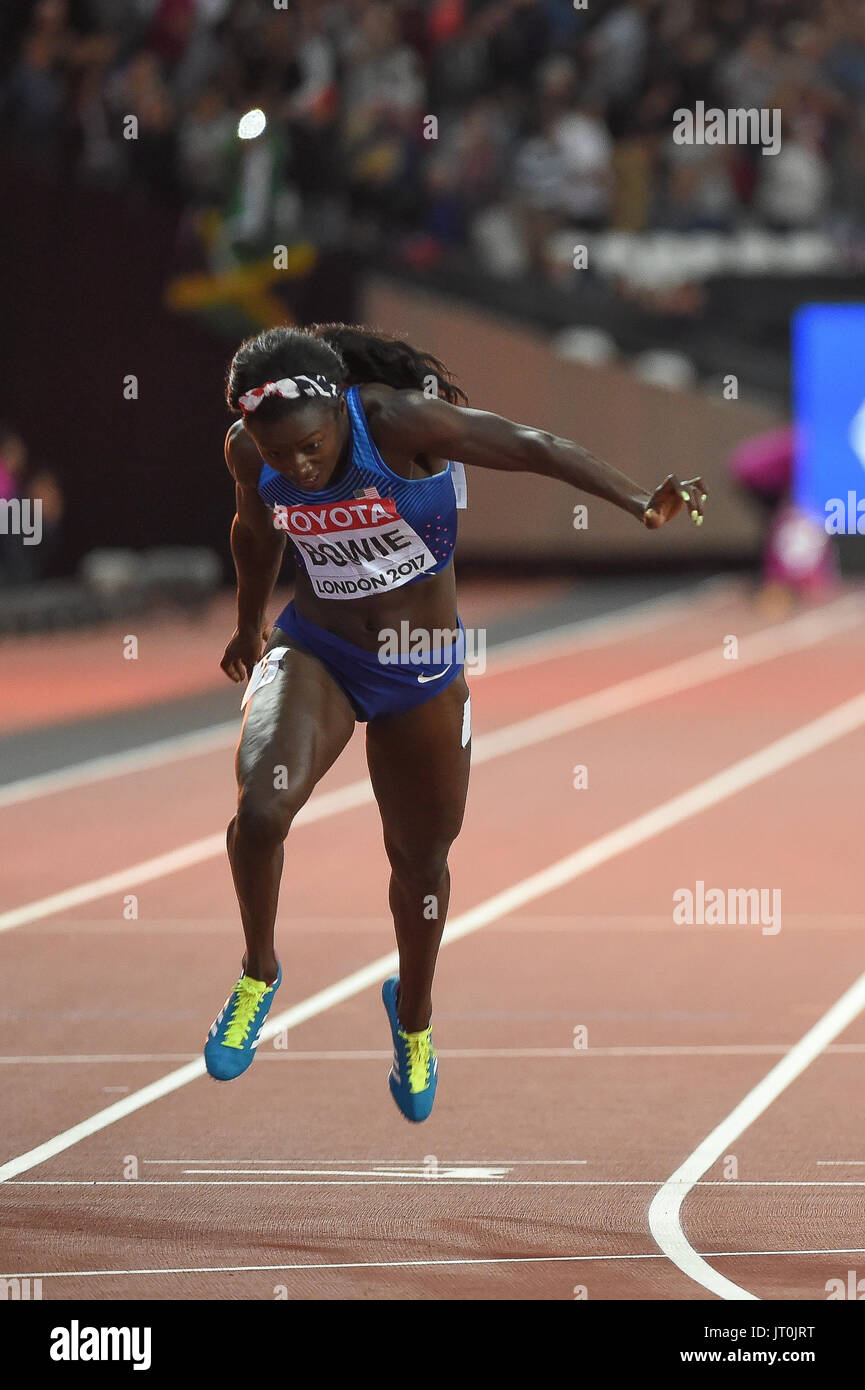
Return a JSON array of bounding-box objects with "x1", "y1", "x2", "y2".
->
[
  {"x1": 649, "y1": 965, "x2": 865, "y2": 1302},
  {"x1": 185, "y1": 1168, "x2": 505, "y2": 1178},
  {"x1": 5, "y1": 1247, "x2": 864, "y2": 1281},
  {"x1": 0, "y1": 777, "x2": 372, "y2": 935},
  {"x1": 6, "y1": 1178, "x2": 865, "y2": 1187},
  {"x1": 3, "y1": 689, "x2": 865, "y2": 1185},
  {"x1": 1, "y1": 594, "x2": 859, "y2": 937},
  {"x1": 468, "y1": 576, "x2": 736, "y2": 678},
  {"x1": 186, "y1": 1167, "x2": 514, "y2": 1179},
  {"x1": 5, "y1": 1043, "x2": 865, "y2": 1063},
  {"x1": 467, "y1": 594, "x2": 862, "y2": 762},
  {"x1": 0, "y1": 722, "x2": 238, "y2": 811},
  {"x1": 140, "y1": 1157, "x2": 590, "y2": 1165},
  {"x1": 145, "y1": 1174, "x2": 865, "y2": 1187},
  {"x1": 0, "y1": 580, "x2": 732, "y2": 810}
]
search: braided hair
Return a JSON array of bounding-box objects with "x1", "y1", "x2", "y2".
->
[{"x1": 226, "y1": 323, "x2": 467, "y2": 423}]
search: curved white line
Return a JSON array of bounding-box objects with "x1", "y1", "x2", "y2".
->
[
  {"x1": 6, "y1": 1246, "x2": 865, "y2": 1283},
  {"x1": 649, "y1": 965, "x2": 865, "y2": 1299}
]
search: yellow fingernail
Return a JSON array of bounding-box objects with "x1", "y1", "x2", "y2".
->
[
  {"x1": 680, "y1": 491, "x2": 690, "y2": 501},
  {"x1": 696, "y1": 515, "x2": 703, "y2": 526},
  {"x1": 690, "y1": 509, "x2": 698, "y2": 520},
  {"x1": 701, "y1": 493, "x2": 707, "y2": 501}
]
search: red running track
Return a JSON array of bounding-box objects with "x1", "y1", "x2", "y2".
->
[{"x1": 1, "y1": 579, "x2": 865, "y2": 1301}]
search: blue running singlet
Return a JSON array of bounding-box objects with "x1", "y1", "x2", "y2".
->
[{"x1": 256, "y1": 386, "x2": 460, "y2": 602}]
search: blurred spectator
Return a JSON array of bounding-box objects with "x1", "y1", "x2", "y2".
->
[
  {"x1": 2, "y1": 0, "x2": 75, "y2": 166},
  {"x1": 727, "y1": 425, "x2": 839, "y2": 610},
  {"x1": 583, "y1": 0, "x2": 652, "y2": 109},
  {"x1": 553, "y1": 100, "x2": 615, "y2": 227},
  {"x1": 755, "y1": 134, "x2": 832, "y2": 229},
  {"x1": 718, "y1": 23, "x2": 779, "y2": 111},
  {"x1": 339, "y1": 2, "x2": 426, "y2": 234},
  {"x1": 105, "y1": 50, "x2": 178, "y2": 201},
  {"x1": 0, "y1": 427, "x2": 27, "y2": 506},
  {"x1": 0, "y1": 425, "x2": 64, "y2": 586},
  {"x1": 28, "y1": 466, "x2": 65, "y2": 576},
  {"x1": 177, "y1": 81, "x2": 237, "y2": 205},
  {"x1": 665, "y1": 143, "x2": 738, "y2": 231}
]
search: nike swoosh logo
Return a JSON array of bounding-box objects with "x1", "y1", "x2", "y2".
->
[{"x1": 417, "y1": 666, "x2": 453, "y2": 684}]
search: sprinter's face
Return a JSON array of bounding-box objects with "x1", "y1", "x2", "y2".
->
[{"x1": 243, "y1": 397, "x2": 349, "y2": 491}]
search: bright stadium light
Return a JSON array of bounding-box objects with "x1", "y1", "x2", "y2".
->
[{"x1": 237, "y1": 108, "x2": 267, "y2": 140}]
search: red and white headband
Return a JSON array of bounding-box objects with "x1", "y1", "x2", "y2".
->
[{"x1": 239, "y1": 375, "x2": 341, "y2": 414}]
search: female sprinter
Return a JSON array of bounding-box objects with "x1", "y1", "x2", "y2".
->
[{"x1": 204, "y1": 324, "x2": 707, "y2": 1121}]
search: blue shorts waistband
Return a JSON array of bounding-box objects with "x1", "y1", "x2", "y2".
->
[{"x1": 273, "y1": 602, "x2": 465, "y2": 721}]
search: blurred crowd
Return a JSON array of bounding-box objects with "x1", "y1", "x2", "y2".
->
[{"x1": 2, "y1": 0, "x2": 864, "y2": 279}]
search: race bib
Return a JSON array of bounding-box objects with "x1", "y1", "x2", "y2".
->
[
  {"x1": 272, "y1": 496, "x2": 437, "y2": 599},
  {"x1": 241, "y1": 645, "x2": 290, "y2": 710}
]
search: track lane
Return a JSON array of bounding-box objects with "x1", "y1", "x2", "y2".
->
[{"x1": 1, "y1": 590, "x2": 863, "y2": 1299}]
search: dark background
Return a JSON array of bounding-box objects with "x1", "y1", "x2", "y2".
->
[{"x1": 0, "y1": 151, "x2": 357, "y2": 576}]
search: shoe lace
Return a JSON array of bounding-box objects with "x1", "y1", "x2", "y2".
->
[
  {"x1": 400, "y1": 1028, "x2": 433, "y2": 1094},
  {"x1": 223, "y1": 976, "x2": 269, "y2": 1049}
]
